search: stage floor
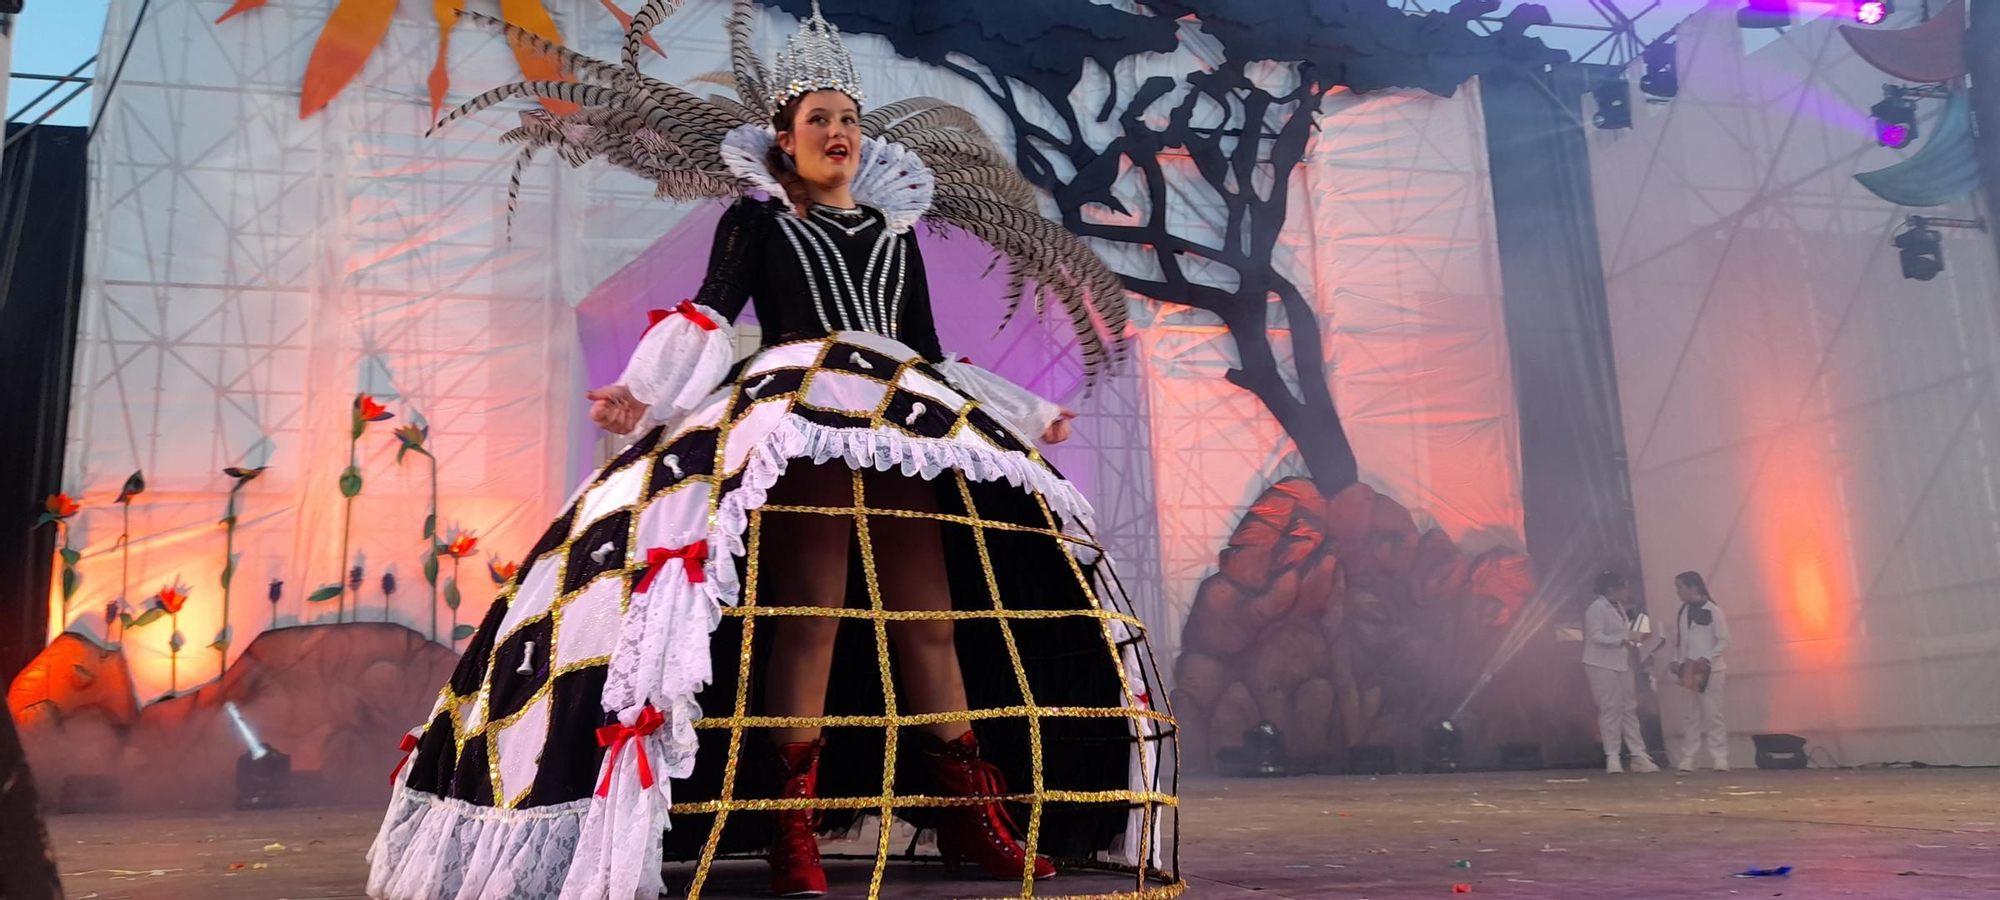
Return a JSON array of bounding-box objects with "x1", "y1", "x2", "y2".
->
[{"x1": 46, "y1": 767, "x2": 2000, "y2": 899}]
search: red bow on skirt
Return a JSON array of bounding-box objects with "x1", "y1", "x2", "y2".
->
[
  {"x1": 595, "y1": 705, "x2": 667, "y2": 797},
  {"x1": 635, "y1": 541, "x2": 709, "y2": 592}
]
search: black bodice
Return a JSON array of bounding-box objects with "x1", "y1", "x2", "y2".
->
[{"x1": 692, "y1": 197, "x2": 943, "y2": 362}]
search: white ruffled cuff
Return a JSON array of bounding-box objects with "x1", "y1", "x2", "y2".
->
[
  {"x1": 614, "y1": 303, "x2": 735, "y2": 435},
  {"x1": 936, "y1": 359, "x2": 1062, "y2": 441}
]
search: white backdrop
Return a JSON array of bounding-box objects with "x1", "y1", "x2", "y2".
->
[
  {"x1": 1589, "y1": 1, "x2": 2000, "y2": 765},
  {"x1": 67, "y1": 0, "x2": 1526, "y2": 702}
]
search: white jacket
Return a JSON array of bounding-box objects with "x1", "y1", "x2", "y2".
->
[
  {"x1": 1672, "y1": 600, "x2": 1730, "y2": 672},
  {"x1": 1582, "y1": 596, "x2": 1637, "y2": 672}
]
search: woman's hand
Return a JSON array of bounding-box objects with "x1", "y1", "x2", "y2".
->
[
  {"x1": 586, "y1": 385, "x2": 648, "y2": 435},
  {"x1": 1041, "y1": 408, "x2": 1078, "y2": 444}
]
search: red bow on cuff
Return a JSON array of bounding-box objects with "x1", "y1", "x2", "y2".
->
[
  {"x1": 643, "y1": 300, "x2": 720, "y2": 337},
  {"x1": 635, "y1": 541, "x2": 709, "y2": 592},
  {"x1": 594, "y1": 705, "x2": 667, "y2": 797},
  {"x1": 390, "y1": 732, "x2": 421, "y2": 786}
]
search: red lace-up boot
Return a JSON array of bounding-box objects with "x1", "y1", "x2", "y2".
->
[
  {"x1": 919, "y1": 730, "x2": 1057, "y2": 881},
  {"x1": 768, "y1": 740, "x2": 827, "y2": 898}
]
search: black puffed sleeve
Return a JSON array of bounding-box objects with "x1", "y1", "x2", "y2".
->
[
  {"x1": 690, "y1": 198, "x2": 766, "y2": 321},
  {"x1": 894, "y1": 230, "x2": 945, "y2": 363}
]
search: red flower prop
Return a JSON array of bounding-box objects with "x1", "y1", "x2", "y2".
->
[
  {"x1": 488, "y1": 557, "x2": 520, "y2": 585},
  {"x1": 443, "y1": 525, "x2": 479, "y2": 559},
  {"x1": 156, "y1": 580, "x2": 191, "y2": 615},
  {"x1": 45, "y1": 493, "x2": 80, "y2": 519},
  {"x1": 355, "y1": 393, "x2": 394, "y2": 423}
]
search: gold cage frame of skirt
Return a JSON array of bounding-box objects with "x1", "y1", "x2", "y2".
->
[{"x1": 671, "y1": 466, "x2": 1183, "y2": 900}]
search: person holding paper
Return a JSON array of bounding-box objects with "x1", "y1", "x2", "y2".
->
[{"x1": 1582, "y1": 571, "x2": 1660, "y2": 773}]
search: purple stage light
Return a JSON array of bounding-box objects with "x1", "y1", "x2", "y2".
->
[
  {"x1": 1856, "y1": 0, "x2": 1887, "y2": 23},
  {"x1": 1877, "y1": 122, "x2": 1910, "y2": 148}
]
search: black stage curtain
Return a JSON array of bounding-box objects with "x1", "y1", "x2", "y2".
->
[
  {"x1": 1480, "y1": 65, "x2": 1652, "y2": 761},
  {"x1": 1481, "y1": 64, "x2": 1644, "y2": 598},
  {"x1": 0, "y1": 124, "x2": 89, "y2": 685}
]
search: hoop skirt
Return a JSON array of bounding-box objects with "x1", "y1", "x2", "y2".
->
[{"x1": 366, "y1": 323, "x2": 1178, "y2": 899}]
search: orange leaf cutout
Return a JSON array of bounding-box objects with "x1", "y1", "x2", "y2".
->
[
  {"x1": 215, "y1": 0, "x2": 269, "y2": 23},
  {"x1": 299, "y1": 0, "x2": 399, "y2": 119},
  {"x1": 429, "y1": 0, "x2": 466, "y2": 121},
  {"x1": 597, "y1": 0, "x2": 668, "y2": 60},
  {"x1": 500, "y1": 0, "x2": 578, "y2": 115}
]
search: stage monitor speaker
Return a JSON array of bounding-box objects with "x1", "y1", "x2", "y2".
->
[
  {"x1": 1348, "y1": 744, "x2": 1397, "y2": 775},
  {"x1": 1498, "y1": 742, "x2": 1545, "y2": 771},
  {"x1": 1752, "y1": 733, "x2": 1809, "y2": 770},
  {"x1": 57, "y1": 774, "x2": 121, "y2": 814}
]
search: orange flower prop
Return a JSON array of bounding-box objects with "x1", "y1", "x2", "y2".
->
[
  {"x1": 157, "y1": 580, "x2": 191, "y2": 615},
  {"x1": 447, "y1": 531, "x2": 479, "y2": 558},
  {"x1": 217, "y1": 0, "x2": 576, "y2": 120},
  {"x1": 488, "y1": 557, "x2": 519, "y2": 585},
  {"x1": 44, "y1": 493, "x2": 80, "y2": 519}
]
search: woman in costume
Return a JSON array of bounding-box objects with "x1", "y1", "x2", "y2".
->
[{"x1": 366, "y1": 3, "x2": 1178, "y2": 899}]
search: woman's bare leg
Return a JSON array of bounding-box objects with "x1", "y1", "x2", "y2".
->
[
  {"x1": 863, "y1": 470, "x2": 973, "y2": 741},
  {"x1": 764, "y1": 463, "x2": 856, "y2": 745}
]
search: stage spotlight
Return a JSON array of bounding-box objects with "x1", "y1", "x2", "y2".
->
[
  {"x1": 1894, "y1": 218, "x2": 1944, "y2": 281},
  {"x1": 225, "y1": 701, "x2": 293, "y2": 808},
  {"x1": 1215, "y1": 721, "x2": 1290, "y2": 777},
  {"x1": 1592, "y1": 79, "x2": 1632, "y2": 129},
  {"x1": 1243, "y1": 721, "x2": 1288, "y2": 776},
  {"x1": 1640, "y1": 35, "x2": 1678, "y2": 100},
  {"x1": 1871, "y1": 86, "x2": 1918, "y2": 148},
  {"x1": 1422, "y1": 720, "x2": 1464, "y2": 773},
  {"x1": 1855, "y1": 0, "x2": 1891, "y2": 23},
  {"x1": 1738, "y1": 0, "x2": 1793, "y2": 28}
]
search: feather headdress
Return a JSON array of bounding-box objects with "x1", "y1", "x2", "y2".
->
[{"x1": 437, "y1": 0, "x2": 1128, "y2": 386}]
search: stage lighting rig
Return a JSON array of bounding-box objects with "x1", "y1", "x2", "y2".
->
[
  {"x1": 1871, "y1": 83, "x2": 1949, "y2": 149},
  {"x1": 1640, "y1": 33, "x2": 1678, "y2": 100},
  {"x1": 1738, "y1": 0, "x2": 1793, "y2": 29},
  {"x1": 1592, "y1": 79, "x2": 1633, "y2": 130},
  {"x1": 1855, "y1": 0, "x2": 1892, "y2": 24},
  {"x1": 1893, "y1": 216, "x2": 1987, "y2": 282}
]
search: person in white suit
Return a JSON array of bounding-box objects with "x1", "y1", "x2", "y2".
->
[
  {"x1": 1582, "y1": 571, "x2": 1659, "y2": 773},
  {"x1": 1670, "y1": 571, "x2": 1731, "y2": 773}
]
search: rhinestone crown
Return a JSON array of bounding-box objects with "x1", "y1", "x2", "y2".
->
[{"x1": 768, "y1": 1, "x2": 865, "y2": 109}]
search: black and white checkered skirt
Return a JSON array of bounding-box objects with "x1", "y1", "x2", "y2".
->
[{"x1": 367, "y1": 332, "x2": 1177, "y2": 900}]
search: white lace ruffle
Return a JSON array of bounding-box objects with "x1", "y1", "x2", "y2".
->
[
  {"x1": 558, "y1": 721, "x2": 673, "y2": 900},
  {"x1": 934, "y1": 359, "x2": 1064, "y2": 443},
  {"x1": 720, "y1": 124, "x2": 936, "y2": 234},
  {"x1": 366, "y1": 787, "x2": 589, "y2": 900},
  {"x1": 615, "y1": 303, "x2": 735, "y2": 436}
]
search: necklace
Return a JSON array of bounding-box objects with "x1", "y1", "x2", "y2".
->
[{"x1": 810, "y1": 205, "x2": 877, "y2": 238}]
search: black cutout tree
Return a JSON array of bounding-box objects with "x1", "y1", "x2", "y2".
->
[{"x1": 775, "y1": 0, "x2": 1563, "y2": 491}]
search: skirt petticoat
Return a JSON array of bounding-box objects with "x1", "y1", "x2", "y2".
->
[{"x1": 367, "y1": 331, "x2": 1179, "y2": 899}]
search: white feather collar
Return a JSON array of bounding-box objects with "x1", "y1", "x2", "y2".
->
[{"x1": 720, "y1": 124, "x2": 935, "y2": 234}]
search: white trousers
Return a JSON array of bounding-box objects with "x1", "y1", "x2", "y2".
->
[
  {"x1": 1584, "y1": 663, "x2": 1645, "y2": 759},
  {"x1": 1676, "y1": 671, "x2": 1728, "y2": 769}
]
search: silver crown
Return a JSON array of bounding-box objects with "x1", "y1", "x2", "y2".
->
[{"x1": 767, "y1": 1, "x2": 865, "y2": 109}]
